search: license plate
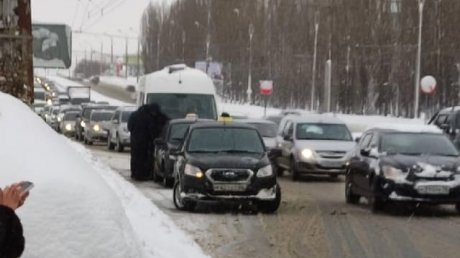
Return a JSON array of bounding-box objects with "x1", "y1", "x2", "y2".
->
[
  {"x1": 416, "y1": 185, "x2": 450, "y2": 195},
  {"x1": 213, "y1": 184, "x2": 247, "y2": 192},
  {"x1": 321, "y1": 160, "x2": 343, "y2": 168}
]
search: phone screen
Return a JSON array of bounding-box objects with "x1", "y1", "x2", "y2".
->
[{"x1": 19, "y1": 181, "x2": 34, "y2": 192}]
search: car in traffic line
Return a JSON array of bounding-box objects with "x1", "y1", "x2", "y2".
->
[
  {"x1": 153, "y1": 116, "x2": 212, "y2": 188},
  {"x1": 172, "y1": 121, "x2": 281, "y2": 213},
  {"x1": 75, "y1": 104, "x2": 116, "y2": 141},
  {"x1": 59, "y1": 111, "x2": 80, "y2": 137},
  {"x1": 83, "y1": 110, "x2": 114, "y2": 145},
  {"x1": 275, "y1": 115, "x2": 355, "y2": 180},
  {"x1": 346, "y1": 124, "x2": 460, "y2": 213},
  {"x1": 107, "y1": 106, "x2": 136, "y2": 152}
]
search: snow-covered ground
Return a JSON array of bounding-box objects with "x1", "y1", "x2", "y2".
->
[{"x1": 0, "y1": 92, "x2": 209, "y2": 258}]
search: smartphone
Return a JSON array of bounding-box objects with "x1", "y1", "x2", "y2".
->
[{"x1": 19, "y1": 181, "x2": 34, "y2": 192}]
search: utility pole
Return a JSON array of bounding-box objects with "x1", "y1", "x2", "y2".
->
[
  {"x1": 182, "y1": 30, "x2": 186, "y2": 62},
  {"x1": 125, "y1": 37, "x2": 128, "y2": 79},
  {"x1": 136, "y1": 38, "x2": 141, "y2": 82},
  {"x1": 310, "y1": 11, "x2": 320, "y2": 111},
  {"x1": 247, "y1": 23, "x2": 254, "y2": 104},
  {"x1": 205, "y1": 1, "x2": 211, "y2": 73},
  {"x1": 414, "y1": 0, "x2": 425, "y2": 118},
  {"x1": 100, "y1": 41, "x2": 103, "y2": 75}
]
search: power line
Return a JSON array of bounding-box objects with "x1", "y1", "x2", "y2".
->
[
  {"x1": 81, "y1": 0, "x2": 127, "y2": 30},
  {"x1": 79, "y1": 0, "x2": 91, "y2": 30},
  {"x1": 71, "y1": 0, "x2": 82, "y2": 28}
]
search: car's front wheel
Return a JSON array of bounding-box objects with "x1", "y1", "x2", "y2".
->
[
  {"x1": 368, "y1": 179, "x2": 385, "y2": 213},
  {"x1": 345, "y1": 180, "x2": 360, "y2": 204},
  {"x1": 290, "y1": 158, "x2": 300, "y2": 181},
  {"x1": 173, "y1": 181, "x2": 196, "y2": 211},
  {"x1": 115, "y1": 135, "x2": 124, "y2": 152},
  {"x1": 258, "y1": 184, "x2": 281, "y2": 214}
]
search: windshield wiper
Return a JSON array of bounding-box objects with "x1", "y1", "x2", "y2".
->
[{"x1": 189, "y1": 150, "x2": 220, "y2": 153}]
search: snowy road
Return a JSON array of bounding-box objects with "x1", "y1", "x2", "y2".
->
[{"x1": 84, "y1": 143, "x2": 460, "y2": 258}]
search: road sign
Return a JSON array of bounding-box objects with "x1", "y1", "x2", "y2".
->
[
  {"x1": 260, "y1": 80, "x2": 273, "y2": 95},
  {"x1": 420, "y1": 75, "x2": 436, "y2": 94},
  {"x1": 32, "y1": 23, "x2": 72, "y2": 68}
]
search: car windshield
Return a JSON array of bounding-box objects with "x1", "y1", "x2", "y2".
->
[
  {"x1": 63, "y1": 112, "x2": 79, "y2": 120},
  {"x1": 380, "y1": 133, "x2": 459, "y2": 156},
  {"x1": 146, "y1": 93, "x2": 216, "y2": 119},
  {"x1": 188, "y1": 128, "x2": 264, "y2": 153},
  {"x1": 34, "y1": 91, "x2": 45, "y2": 100},
  {"x1": 296, "y1": 123, "x2": 352, "y2": 141},
  {"x1": 83, "y1": 107, "x2": 103, "y2": 119},
  {"x1": 249, "y1": 122, "x2": 277, "y2": 138},
  {"x1": 91, "y1": 112, "x2": 113, "y2": 122},
  {"x1": 52, "y1": 109, "x2": 59, "y2": 115},
  {"x1": 121, "y1": 111, "x2": 133, "y2": 123},
  {"x1": 33, "y1": 103, "x2": 45, "y2": 108},
  {"x1": 168, "y1": 123, "x2": 191, "y2": 142}
]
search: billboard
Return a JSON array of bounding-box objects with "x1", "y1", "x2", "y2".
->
[{"x1": 32, "y1": 23, "x2": 72, "y2": 68}]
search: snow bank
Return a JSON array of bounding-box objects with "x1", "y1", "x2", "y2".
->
[
  {"x1": 71, "y1": 143, "x2": 210, "y2": 258},
  {"x1": 0, "y1": 92, "x2": 208, "y2": 258}
]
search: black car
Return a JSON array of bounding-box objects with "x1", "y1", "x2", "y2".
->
[
  {"x1": 346, "y1": 125, "x2": 460, "y2": 213},
  {"x1": 153, "y1": 118, "x2": 212, "y2": 187},
  {"x1": 172, "y1": 121, "x2": 281, "y2": 213},
  {"x1": 428, "y1": 106, "x2": 460, "y2": 148}
]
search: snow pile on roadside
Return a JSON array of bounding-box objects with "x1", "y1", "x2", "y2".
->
[
  {"x1": 0, "y1": 92, "x2": 208, "y2": 258},
  {"x1": 99, "y1": 76, "x2": 138, "y2": 90},
  {"x1": 70, "y1": 142, "x2": 210, "y2": 258}
]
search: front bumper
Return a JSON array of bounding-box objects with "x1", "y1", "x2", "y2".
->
[
  {"x1": 381, "y1": 177, "x2": 460, "y2": 204},
  {"x1": 87, "y1": 131, "x2": 108, "y2": 141},
  {"x1": 296, "y1": 161, "x2": 347, "y2": 175},
  {"x1": 181, "y1": 174, "x2": 277, "y2": 202}
]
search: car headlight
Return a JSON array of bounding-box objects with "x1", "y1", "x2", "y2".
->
[
  {"x1": 57, "y1": 117, "x2": 62, "y2": 122},
  {"x1": 382, "y1": 166, "x2": 404, "y2": 180},
  {"x1": 257, "y1": 165, "x2": 273, "y2": 178},
  {"x1": 65, "y1": 124, "x2": 72, "y2": 131},
  {"x1": 93, "y1": 124, "x2": 100, "y2": 132},
  {"x1": 301, "y1": 149, "x2": 314, "y2": 160},
  {"x1": 81, "y1": 121, "x2": 86, "y2": 128},
  {"x1": 184, "y1": 164, "x2": 204, "y2": 178}
]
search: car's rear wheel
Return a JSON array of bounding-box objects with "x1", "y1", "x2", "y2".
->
[
  {"x1": 115, "y1": 136, "x2": 124, "y2": 152},
  {"x1": 290, "y1": 158, "x2": 300, "y2": 181},
  {"x1": 173, "y1": 181, "x2": 196, "y2": 211},
  {"x1": 345, "y1": 180, "x2": 360, "y2": 204},
  {"x1": 258, "y1": 184, "x2": 282, "y2": 214}
]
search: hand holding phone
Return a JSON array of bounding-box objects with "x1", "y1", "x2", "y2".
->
[{"x1": 19, "y1": 181, "x2": 34, "y2": 192}]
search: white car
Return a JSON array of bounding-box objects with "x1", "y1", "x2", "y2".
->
[
  {"x1": 275, "y1": 115, "x2": 356, "y2": 180},
  {"x1": 107, "y1": 106, "x2": 136, "y2": 152}
]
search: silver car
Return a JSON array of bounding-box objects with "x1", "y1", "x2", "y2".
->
[
  {"x1": 59, "y1": 111, "x2": 80, "y2": 137},
  {"x1": 275, "y1": 115, "x2": 356, "y2": 180},
  {"x1": 107, "y1": 106, "x2": 136, "y2": 152},
  {"x1": 83, "y1": 110, "x2": 114, "y2": 145}
]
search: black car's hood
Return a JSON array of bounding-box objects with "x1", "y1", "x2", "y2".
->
[
  {"x1": 381, "y1": 154, "x2": 460, "y2": 171},
  {"x1": 186, "y1": 153, "x2": 269, "y2": 171}
]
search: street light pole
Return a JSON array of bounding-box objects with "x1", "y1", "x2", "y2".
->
[
  {"x1": 414, "y1": 0, "x2": 425, "y2": 118},
  {"x1": 311, "y1": 11, "x2": 320, "y2": 111},
  {"x1": 125, "y1": 37, "x2": 129, "y2": 79},
  {"x1": 247, "y1": 23, "x2": 254, "y2": 104}
]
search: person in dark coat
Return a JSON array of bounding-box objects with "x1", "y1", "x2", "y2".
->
[
  {"x1": 128, "y1": 103, "x2": 169, "y2": 181},
  {"x1": 1, "y1": 184, "x2": 29, "y2": 258}
]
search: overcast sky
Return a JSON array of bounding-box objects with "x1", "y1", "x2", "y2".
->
[{"x1": 32, "y1": 0, "x2": 154, "y2": 63}]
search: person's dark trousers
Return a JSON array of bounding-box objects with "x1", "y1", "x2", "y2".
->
[{"x1": 130, "y1": 140, "x2": 152, "y2": 181}]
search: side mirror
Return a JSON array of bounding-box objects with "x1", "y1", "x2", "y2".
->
[
  {"x1": 283, "y1": 135, "x2": 293, "y2": 141},
  {"x1": 360, "y1": 148, "x2": 370, "y2": 157},
  {"x1": 354, "y1": 137, "x2": 361, "y2": 143}
]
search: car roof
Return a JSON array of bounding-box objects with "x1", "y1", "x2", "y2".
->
[
  {"x1": 283, "y1": 114, "x2": 346, "y2": 124},
  {"x1": 116, "y1": 106, "x2": 137, "y2": 112},
  {"x1": 439, "y1": 106, "x2": 460, "y2": 113},
  {"x1": 168, "y1": 118, "x2": 214, "y2": 125},
  {"x1": 189, "y1": 121, "x2": 258, "y2": 130},
  {"x1": 366, "y1": 124, "x2": 442, "y2": 134},
  {"x1": 234, "y1": 118, "x2": 277, "y2": 125}
]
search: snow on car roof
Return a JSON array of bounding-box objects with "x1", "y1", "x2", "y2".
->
[
  {"x1": 288, "y1": 114, "x2": 346, "y2": 124},
  {"x1": 367, "y1": 123, "x2": 443, "y2": 134}
]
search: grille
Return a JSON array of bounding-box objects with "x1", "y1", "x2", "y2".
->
[
  {"x1": 208, "y1": 169, "x2": 252, "y2": 182},
  {"x1": 316, "y1": 151, "x2": 346, "y2": 159}
]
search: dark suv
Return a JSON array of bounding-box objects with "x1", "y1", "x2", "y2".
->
[
  {"x1": 346, "y1": 124, "x2": 460, "y2": 213},
  {"x1": 428, "y1": 107, "x2": 460, "y2": 148},
  {"x1": 153, "y1": 118, "x2": 212, "y2": 187},
  {"x1": 172, "y1": 121, "x2": 281, "y2": 213}
]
